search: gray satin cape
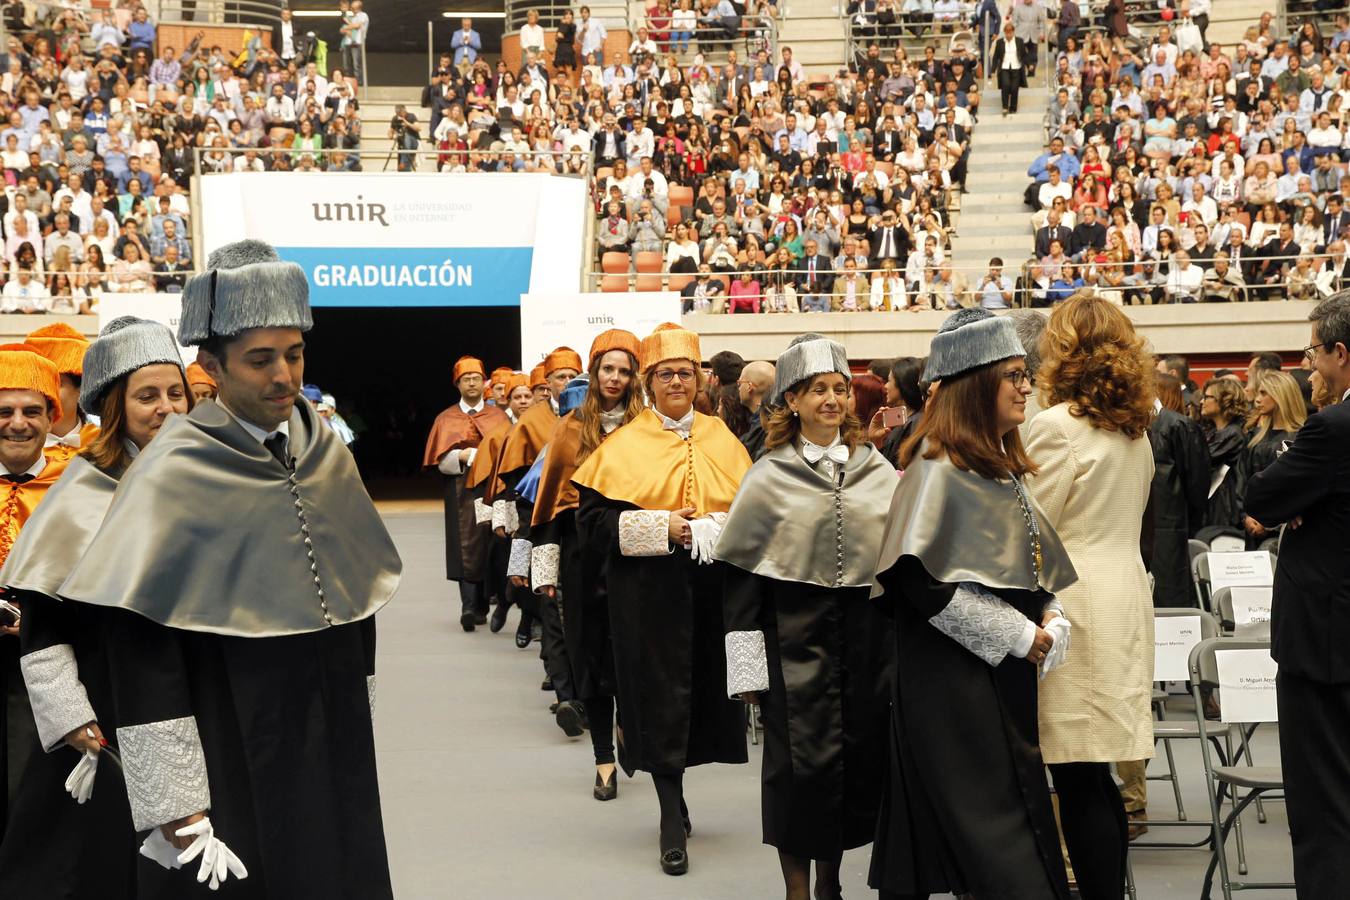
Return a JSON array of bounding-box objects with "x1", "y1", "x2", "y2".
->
[
  {"x1": 59, "y1": 400, "x2": 401, "y2": 636},
  {"x1": 0, "y1": 455, "x2": 117, "y2": 597},
  {"x1": 872, "y1": 445, "x2": 1077, "y2": 597},
  {"x1": 715, "y1": 441, "x2": 899, "y2": 588}
]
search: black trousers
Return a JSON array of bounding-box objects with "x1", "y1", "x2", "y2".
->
[
  {"x1": 1278, "y1": 670, "x2": 1350, "y2": 898},
  {"x1": 539, "y1": 593, "x2": 574, "y2": 701},
  {"x1": 1001, "y1": 81, "x2": 1021, "y2": 113}
]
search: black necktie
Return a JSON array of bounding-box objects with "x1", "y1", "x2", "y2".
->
[
  {"x1": 264, "y1": 433, "x2": 292, "y2": 470},
  {"x1": 3, "y1": 473, "x2": 33, "y2": 484}
]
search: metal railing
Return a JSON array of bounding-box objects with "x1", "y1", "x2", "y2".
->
[
  {"x1": 502, "y1": 0, "x2": 631, "y2": 34},
  {"x1": 158, "y1": 0, "x2": 282, "y2": 29},
  {"x1": 590, "y1": 251, "x2": 1344, "y2": 307},
  {"x1": 841, "y1": 1, "x2": 985, "y2": 71},
  {"x1": 1283, "y1": 1, "x2": 1348, "y2": 37}
]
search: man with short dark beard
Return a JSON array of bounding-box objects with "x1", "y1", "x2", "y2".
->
[{"x1": 0, "y1": 343, "x2": 71, "y2": 838}]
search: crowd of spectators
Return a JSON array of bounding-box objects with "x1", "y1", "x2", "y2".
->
[
  {"x1": 425, "y1": 11, "x2": 999, "y2": 311},
  {"x1": 1021, "y1": 6, "x2": 1350, "y2": 306},
  {"x1": 0, "y1": 1, "x2": 366, "y2": 314}
]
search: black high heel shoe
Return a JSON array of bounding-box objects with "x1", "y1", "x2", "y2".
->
[
  {"x1": 593, "y1": 769, "x2": 618, "y2": 801},
  {"x1": 660, "y1": 847, "x2": 688, "y2": 876}
]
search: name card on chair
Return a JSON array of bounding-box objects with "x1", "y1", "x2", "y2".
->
[
  {"x1": 1230, "y1": 586, "x2": 1274, "y2": 638},
  {"x1": 1154, "y1": 615, "x2": 1203, "y2": 681},
  {"x1": 1216, "y1": 648, "x2": 1279, "y2": 724},
  {"x1": 1208, "y1": 551, "x2": 1274, "y2": 595}
]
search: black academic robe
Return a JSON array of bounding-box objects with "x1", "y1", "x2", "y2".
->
[
  {"x1": 0, "y1": 590, "x2": 162, "y2": 899},
  {"x1": 532, "y1": 510, "x2": 612, "y2": 700},
  {"x1": 868, "y1": 556, "x2": 1070, "y2": 899},
  {"x1": 1144, "y1": 408, "x2": 1209, "y2": 607},
  {"x1": 1203, "y1": 422, "x2": 1246, "y2": 530},
  {"x1": 723, "y1": 571, "x2": 891, "y2": 858},
  {"x1": 1235, "y1": 428, "x2": 1289, "y2": 547},
  {"x1": 575, "y1": 487, "x2": 747, "y2": 775},
  {"x1": 104, "y1": 610, "x2": 387, "y2": 900}
]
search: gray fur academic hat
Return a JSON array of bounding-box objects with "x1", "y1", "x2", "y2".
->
[
  {"x1": 178, "y1": 239, "x2": 312, "y2": 346},
  {"x1": 923, "y1": 308, "x2": 1025, "y2": 383},
  {"x1": 80, "y1": 316, "x2": 185, "y2": 415},
  {"x1": 770, "y1": 333, "x2": 851, "y2": 408}
]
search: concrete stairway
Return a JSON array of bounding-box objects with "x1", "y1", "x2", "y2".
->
[
  {"x1": 949, "y1": 85, "x2": 1048, "y2": 277},
  {"x1": 358, "y1": 85, "x2": 433, "y2": 172}
]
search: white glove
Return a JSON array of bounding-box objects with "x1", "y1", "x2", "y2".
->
[
  {"x1": 139, "y1": 828, "x2": 184, "y2": 870},
  {"x1": 175, "y1": 816, "x2": 249, "y2": 891},
  {"x1": 1040, "y1": 615, "x2": 1073, "y2": 680},
  {"x1": 64, "y1": 750, "x2": 98, "y2": 804},
  {"x1": 688, "y1": 517, "x2": 722, "y2": 566}
]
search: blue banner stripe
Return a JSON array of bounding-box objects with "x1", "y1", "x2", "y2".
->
[{"x1": 276, "y1": 247, "x2": 534, "y2": 307}]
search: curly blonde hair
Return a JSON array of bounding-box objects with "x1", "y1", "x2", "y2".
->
[{"x1": 1037, "y1": 291, "x2": 1156, "y2": 439}]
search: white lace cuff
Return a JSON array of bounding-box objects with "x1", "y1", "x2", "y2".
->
[
  {"x1": 508, "y1": 539, "x2": 532, "y2": 579},
  {"x1": 531, "y1": 543, "x2": 561, "y2": 590},
  {"x1": 20, "y1": 644, "x2": 97, "y2": 753},
  {"x1": 1010, "y1": 619, "x2": 1038, "y2": 659},
  {"x1": 928, "y1": 582, "x2": 1033, "y2": 667},
  {"x1": 725, "y1": 630, "x2": 770, "y2": 696},
  {"x1": 618, "y1": 509, "x2": 672, "y2": 557},
  {"x1": 367, "y1": 675, "x2": 376, "y2": 722},
  {"x1": 117, "y1": 716, "x2": 212, "y2": 832},
  {"x1": 491, "y1": 499, "x2": 520, "y2": 534},
  {"x1": 473, "y1": 498, "x2": 493, "y2": 525},
  {"x1": 706, "y1": 511, "x2": 729, "y2": 527}
]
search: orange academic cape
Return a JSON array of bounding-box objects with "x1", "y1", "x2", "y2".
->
[{"x1": 0, "y1": 450, "x2": 73, "y2": 567}]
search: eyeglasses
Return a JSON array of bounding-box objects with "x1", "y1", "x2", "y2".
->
[
  {"x1": 1002, "y1": 369, "x2": 1030, "y2": 387},
  {"x1": 1303, "y1": 341, "x2": 1332, "y2": 361},
  {"x1": 654, "y1": 368, "x2": 697, "y2": 384}
]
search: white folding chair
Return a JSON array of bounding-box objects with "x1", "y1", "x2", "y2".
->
[{"x1": 1189, "y1": 638, "x2": 1291, "y2": 899}]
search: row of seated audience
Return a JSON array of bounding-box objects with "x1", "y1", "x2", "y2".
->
[
  {"x1": 1022, "y1": 12, "x2": 1350, "y2": 304},
  {"x1": 0, "y1": 0, "x2": 367, "y2": 313}
]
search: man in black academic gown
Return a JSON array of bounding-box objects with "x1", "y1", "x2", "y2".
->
[
  {"x1": 59, "y1": 240, "x2": 402, "y2": 898},
  {"x1": 1142, "y1": 395, "x2": 1208, "y2": 607},
  {"x1": 1245, "y1": 292, "x2": 1350, "y2": 898}
]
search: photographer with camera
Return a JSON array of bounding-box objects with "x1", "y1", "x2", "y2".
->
[{"x1": 387, "y1": 103, "x2": 422, "y2": 172}]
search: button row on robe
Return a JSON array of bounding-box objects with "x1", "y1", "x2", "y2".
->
[{"x1": 288, "y1": 474, "x2": 332, "y2": 625}]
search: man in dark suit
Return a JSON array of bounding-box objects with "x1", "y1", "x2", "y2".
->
[
  {"x1": 873, "y1": 115, "x2": 904, "y2": 161},
  {"x1": 1322, "y1": 194, "x2": 1347, "y2": 251},
  {"x1": 989, "y1": 22, "x2": 1030, "y2": 114},
  {"x1": 867, "y1": 209, "x2": 909, "y2": 269},
  {"x1": 1245, "y1": 292, "x2": 1350, "y2": 898},
  {"x1": 1035, "y1": 209, "x2": 1073, "y2": 258},
  {"x1": 795, "y1": 239, "x2": 835, "y2": 312}
]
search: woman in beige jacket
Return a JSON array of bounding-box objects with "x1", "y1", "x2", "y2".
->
[{"x1": 1025, "y1": 292, "x2": 1156, "y2": 900}]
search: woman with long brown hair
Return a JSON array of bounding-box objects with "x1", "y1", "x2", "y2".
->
[
  {"x1": 716, "y1": 335, "x2": 895, "y2": 900},
  {"x1": 525, "y1": 330, "x2": 644, "y2": 793},
  {"x1": 1200, "y1": 375, "x2": 1248, "y2": 530},
  {"x1": 0, "y1": 317, "x2": 190, "y2": 896},
  {"x1": 869, "y1": 309, "x2": 1077, "y2": 900},
  {"x1": 1025, "y1": 292, "x2": 1156, "y2": 899}
]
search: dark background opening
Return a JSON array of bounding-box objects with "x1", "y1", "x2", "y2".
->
[{"x1": 306, "y1": 306, "x2": 520, "y2": 498}]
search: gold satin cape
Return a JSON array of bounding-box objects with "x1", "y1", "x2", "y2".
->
[
  {"x1": 0, "y1": 452, "x2": 72, "y2": 568},
  {"x1": 0, "y1": 455, "x2": 115, "y2": 596},
  {"x1": 422, "y1": 403, "x2": 509, "y2": 468},
  {"x1": 59, "y1": 400, "x2": 402, "y2": 637},
  {"x1": 495, "y1": 400, "x2": 558, "y2": 481},
  {"x1": 465, "y1": 419, "x2": 512, "y2": 498},
  {"x1": 530, "y1": 412, "x2": 584, "y2": 528},
  {"x1": 571, "y1": 408, "x2": 751, "y2": 515}
]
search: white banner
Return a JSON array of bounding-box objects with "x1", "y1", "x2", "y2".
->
[
  {"x1": 519, "y1": 292, "x2": 683, "y2": 371},
  {"x1": 97, "y1": 293, "x2": 196, "y2": 366},
  {"x1": 198, "y1": 173, "x2": 588, "y2": 308}
]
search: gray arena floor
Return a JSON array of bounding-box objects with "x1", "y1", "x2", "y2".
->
[{"x1": 375, "y1": 511, "x2": 1295, "y2": 899}]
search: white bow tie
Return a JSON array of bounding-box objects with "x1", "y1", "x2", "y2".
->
[
  {"x1": 661, "y1": 410, "x2": 694, "y2": 440},
  {"x1": 803, "y1": 442, "x2": 849, "y2": 466}
]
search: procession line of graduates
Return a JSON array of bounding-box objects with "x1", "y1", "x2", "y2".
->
[
  {"x1": 425, "y1": 301, "x2": 1160, "y2": 898},
  {"x1": 0, "y1": 239, "x2": 402, "y2": 899}
]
